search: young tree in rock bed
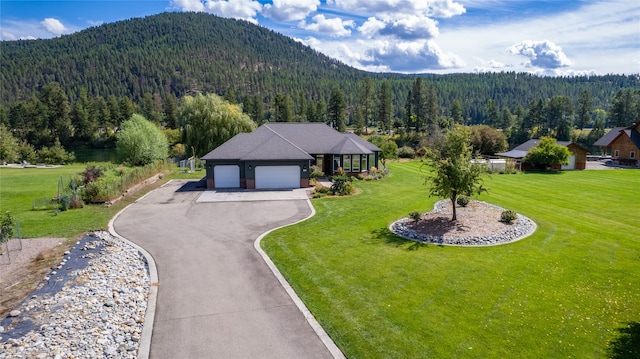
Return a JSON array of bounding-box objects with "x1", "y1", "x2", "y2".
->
[{"x1": 425, "y1": 125, "x2": 487, "y2": 221}]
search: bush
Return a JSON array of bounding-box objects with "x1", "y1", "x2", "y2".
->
[
  {"x1": 310, "y1": 165, "x2": 325, "y2": 178},
  {"x1": 81, "y1": 164, "x2": 104, "y2": 184},
  {"x1": 500, "y1": 210, "x2": 518, "y2": 224},
  {"x1": 330, "y1": 175, "x2": 354, "y2": 196},
  {"x1": 456, "y1": 195, "x2": 470, "y2": 207},
  {"x1": 81, "y1": 181, "x2": 107, "y2": 203},
  {"x1": 409, "y1": 211, "x2": 421, "y2": 222},
  {"x1": 398, "y1": 146, "x2": 416, "y2": 159},
  {"x1": 59, "y1": 194, "x2": 71, "y2": 211},
  {"x1": 37, "y1": 138, "x2": 75, "y2": 164}
]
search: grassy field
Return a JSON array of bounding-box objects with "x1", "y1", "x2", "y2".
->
[
  {"x1": 262, "y1": 162, "x2": 640, "y2": 358},
  {"x1": 0, "y1": 164, "x2": 205, "y2": 239}
]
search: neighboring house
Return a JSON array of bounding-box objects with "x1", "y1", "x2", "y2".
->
[
  {"x1": 593, "y1": 121, "x2": 640, "y2": 166},
  {"x1": 497, "y1": 139, "x2": 590, "y2": 170},
  {"x1": 202, "y1": 123, "x2": 381, "y2": 189},
  {"x1": 593, "y1": 127, "x2": 625, "y2": 156}
]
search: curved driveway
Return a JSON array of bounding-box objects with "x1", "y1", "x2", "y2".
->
[{"x1": 112, "y1": 180, "x2": 334, "y2": 358}]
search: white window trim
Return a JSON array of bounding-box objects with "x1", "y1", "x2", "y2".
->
[
  {"x1": 631, "y1": 151, "x2": 636, "y2": 159},
  {"x1": 614, "y1": 150, "x2": 619, "y2": 158}
]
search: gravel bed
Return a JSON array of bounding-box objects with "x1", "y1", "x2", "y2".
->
[
  {"x1": 390, "y1": 200, "x2": 536, "y2": 246},
  {"x1": 0, "y1": 231, "x2": 150, "y2": 358}
]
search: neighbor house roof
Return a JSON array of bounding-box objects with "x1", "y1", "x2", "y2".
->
[
  {"x1": 496, "y1": 139, "x2": 588, "y2": 159},
  {"x1": 202, "y1": 123, "x2": 380, "y2": 161},
  {"x1": 593, "y1": 127, "x2": 625, "y2": 147}
]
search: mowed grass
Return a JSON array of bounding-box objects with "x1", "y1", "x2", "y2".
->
[
  {"x1": 262, "y1": 162, "x2": 640, "y2": 358},
  {"x1": 0, "y1": 165, "x2": 203, "y2": 239}
]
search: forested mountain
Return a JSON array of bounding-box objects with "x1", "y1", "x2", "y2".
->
[
  {"x1": 0, "y1": 12, "x2": 371, "y2": 105},
  {"x1": 2, "y1": 11, "x2": 638, "y2": 117},
  {"x1": 1, "y1": 11, "x2": 639, "y2": 160}
]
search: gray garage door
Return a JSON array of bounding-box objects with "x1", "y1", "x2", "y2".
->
[
  {"x1": 255, "y1": 166, "x2": 300, "y2": 189},
  {"x1": 214, "y1": 165, "x2": 240, "y2": 188}
]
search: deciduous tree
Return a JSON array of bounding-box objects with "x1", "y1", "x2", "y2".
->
[
  {"x1": 116, "y1": 114, "x2": 168, "y2": 166},
  {"x1": 523, "y1": 136, "x2": 571, "y2": 170},
  {"x1": 425, "y1": 125, "x2": 487, "y2": 221},
  {"x1": 178, "y1": 93, "x2": 255, "y2": 157}
]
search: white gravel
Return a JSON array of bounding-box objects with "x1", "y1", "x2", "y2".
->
[{"x1": 0, "y1": 231, "x2": 150, "y2": 358}]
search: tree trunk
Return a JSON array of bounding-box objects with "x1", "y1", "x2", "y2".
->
[{"x1": 450, "y1": 195, "x2": 457, "y2": 221}]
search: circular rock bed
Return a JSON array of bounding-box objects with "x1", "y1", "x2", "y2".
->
[{"x1": 390, "y1": 200, "x2": 536, "y2": 246}]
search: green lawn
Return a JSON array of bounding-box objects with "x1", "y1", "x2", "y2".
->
[
  {"x1": 262, "y1": 162, "x2": 640, "y2": 358},
  {"x1": 0, "y1": 164, "x2": 205, "y2": 239}
]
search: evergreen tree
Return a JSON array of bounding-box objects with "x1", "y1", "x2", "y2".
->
[
  {"x1": 39, "y1": 82, "x2": 72, "y2": 146},
  {"x1": 576, "y1": 90, "x2": 593, "y2": 130},
  {"x1": 486, "y1": 99, "x2": 500, "y2": 128},
  {"x1": 273, "y1": 93, "x2": 294, "y2": 122},
  {"x1": 426, "y1": 83, "x2": 438, "y2": 131},
  {"x1": 609, "y1": 88, "x2": 640, "y2": 127},
  {"x1": 411, "y1": 78, "x2": 427, "y2": 131},
  {"x1": 545, "y1": 96, "x2": 574, "y2": 141},
  {"x1": 327, "y1": 86, "x2": 346, "y2": 132},
  {"x1": 377, "y1": 81, "x2": 393, "y2": 132},
  {"x1": 450, "y1": 98, "x2": 463, "y2": 125},
  {"x1": 357, "y1": 77, "x2": 375, "y2": 134}
]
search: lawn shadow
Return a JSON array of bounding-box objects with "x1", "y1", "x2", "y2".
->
[
  {"x1": 175, "y1": 178, "x2": 207, "y2": 192},
  {"x1": 608, "y1": 321, "x2": 640, "y2": 359},
  {"x1": 372, "y1": 227, "x2": 430, "y2": 251}
]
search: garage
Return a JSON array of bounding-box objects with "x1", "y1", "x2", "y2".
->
[
  {"x1": 214, "y1": 165, "x2": 240, "y2": 188},
  {"x1": 255, "y1": 166, "x2": 300, "y2": 189}
]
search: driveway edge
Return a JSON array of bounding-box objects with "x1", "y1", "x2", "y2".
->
[
  {"x1": 253, "y1": 197, "x2": 346, "y2": 359},
  {"x1": 108, "y1": 187, "x2": 161, "y2": 359}
]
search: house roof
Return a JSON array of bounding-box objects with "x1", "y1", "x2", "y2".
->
[
  {"x1": 496, "y1": 139, "x2": 588, "y2": 159},
  {"x1": 593, "y1": 127, "x2": 625, "y2": 147},
  {"x1": 202, "y1": 123, "x2": 380, "y2": 161}
]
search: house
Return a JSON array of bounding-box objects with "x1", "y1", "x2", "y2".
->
[
  {"x1": 201, "y1": 123, "x2": 381, "y2": 189},
  {"x1": 593, "y1": 121, "x2": 640, "y2": 166},
  {"x1": 593, "y1": 127, "x2": 626, "y2": 156},
  {"x1": 496, "y1": 139, "x2": 590, "y2": 170}
]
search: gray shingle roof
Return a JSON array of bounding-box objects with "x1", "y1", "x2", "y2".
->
[
  {"x1": 497, "y1": 139, "x2": 587, "y2": 159},
  {"x1": 593, "y1": 127, "x2": 625, "y2": 147},
  {"x1": 202, "y1": 123, "x2": 380, "y2": 161}
]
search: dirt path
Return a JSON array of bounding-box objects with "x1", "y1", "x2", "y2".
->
[{"x1": 0, "y1": 237, "x2": 68, "y2": 318}]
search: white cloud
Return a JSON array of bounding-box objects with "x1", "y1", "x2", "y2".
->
[
  {"x1": 87, "y1": 20, "x2": 104, "y2": 27},
  {"x1": 171, "y1": 0, "x2": 205, "y2": 12},
  {"x1": 41, "y1": 18, "x2": 68, "y2": 36},
  {"x1": 360, "y1": 15, "x2": 439, "y2": 40},
  {"x1": 437, "y1": 0, "x2": 639, "y2": 74},
  {"x1": 262, "y1": 0, "x2": 320, "y2": 22},
  {"x1": 1, "y1": 31, "x2": 17, "y2": 41},
  {"x1": 328, "y1": 0, "x2": 465, "y2": 18},
  {"x1": 301, "y1": 14, "x2": 354, "y2": 37},
  {"x1": 362, "y1": 39, "x2": 464, "y2": 72},
  {"x1": 293, "y1": 36, "x2": 322, "y2": 49},
  {"x1": 508, "y1": 40, "x2": 572, "y2": 69},
  {"x1": 206, "y1": 0, "x2": 262, "y2": 24}
]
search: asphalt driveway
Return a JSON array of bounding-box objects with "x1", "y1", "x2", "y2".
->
[{"x1": 112, "y1": 180, "x2": 336, "y2": 358}]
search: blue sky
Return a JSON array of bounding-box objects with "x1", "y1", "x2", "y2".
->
[{"x1": 1, "y1": 0, "x2": 639, "y2": 76}]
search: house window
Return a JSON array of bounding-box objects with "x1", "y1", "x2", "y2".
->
[
  {"x1": 361, "y1": 155, "x2": 367, "y2": 171},
  {"x1": 343, "y1": 155, "x2": 351, "y2": 172},
  {"x1": 352, "y1": 155, "x2": 360, "y2": 172},
  {"x1": 631, "y1": 151, "x2": 636, "y2": 159},
  {"x1": 315, "y1": 155, "x2": 323, "y2": 169},
  {"x1": 369, "y1": 154, "x2": 375, "y2": 169},
  {"x1": 614, "y1": 150, "x2": 619, "y2": 158},
  {"x1": 333, "y1": 155, "x2": 341, "y2": 172}
]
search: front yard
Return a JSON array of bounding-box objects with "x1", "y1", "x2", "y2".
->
[{"x1": 262, "y1": 161, "x2": 640, "y2": 358}]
